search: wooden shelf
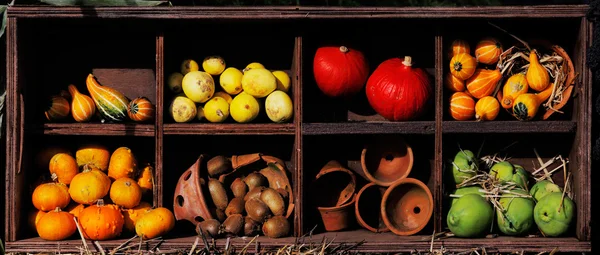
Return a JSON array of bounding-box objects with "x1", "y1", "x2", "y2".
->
[
  {"x1": 303, "y1": 121, "x2": 435, "y2": 135},
  {"x1": 163, "y1": 123, "x2": 295, "y2": 135},
  {"x1": 442, "y1": 121, "x2": 577, "y2": 134},
  {"x1": 35, "y1": 123, "x2": 155, "y2": 136}
]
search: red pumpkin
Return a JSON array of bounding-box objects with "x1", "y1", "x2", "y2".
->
[
  {"x1": 366, "y1": 56, "x2": 432, "y2": 121},
  {"x1": 313, "y1": 45, "x2": 369, "y2": 98}
]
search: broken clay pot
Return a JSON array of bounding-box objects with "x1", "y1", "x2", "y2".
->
[
  {"x1": 355, "y1": 182, "x2": 389, "y2": 233},
  {"x1": 361, "y1": 136, "x2": 413, "y2": 187},
  {"x1": 313, "y1": 160, "x2": 357, "y2": 207},
  {"x1": 173, "y1": 154, "x2": 213, "y2": 225},
  {"x1": 381, "y1": 178, "x2": 433, "y2": 236}
]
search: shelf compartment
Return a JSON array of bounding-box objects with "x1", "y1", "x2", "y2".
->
[
  {"x1": 34, "y1": 123, "x2": 155, "y2": 136},
  {"x1": 303, "y1": 121, "x2": 435, "y2": 135},
  {"x1": 442, "y1": 121, "x2": 577, "y2": 133},
  {"x1": 164, "y1": 123, "x2": 294, "y2": 135},
  {"x1": 438, "y1": 236, "x2": 590, "y2": 253}
]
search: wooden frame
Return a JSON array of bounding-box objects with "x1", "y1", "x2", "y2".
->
[{"x1": 4, "y1": 4, "x2": 592, "y2": 253}]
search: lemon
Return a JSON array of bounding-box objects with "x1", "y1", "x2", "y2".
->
[
  {"x1": 243, "y1": 62, "x2": 265, "y2": 73},
  {"x1": 169, "y1": 95, "x2": 197, "y2": 123},
  {"x1": 182, "y1": 71, "x2": 215, "y2": 103},
  {"x1": 265, "y1": 90, "x2": 293, "y2": 123},
  {"x1": 167, "y1": 72, "x2": 184, "y2": 94},
  {"x1": 196, "y1": 105, "x2": 205, "y2": 121},
  {"x1": 220, "y1": 67, "x2": 244, "y2": 95},
  {"x1": 272, "y1": 70, "x2": 291, "y2": 93},
  {"x1": 204, "y1": 97, "x2": 230, "y2": 123},
  {"x1": 202, "y1": 56, "x2": 226, "y2": 76},
  {"x1": 230, "y1": 93, "x2": 260, "y2": 123},
  {"x1": 213, "y1": 91, "x2": 233, "y2": 104},
  {"x1": 181, "y1": 59, "x2": 199, "y2": 75},
  {"x1": 242, "y1": 69, "x2": 277, "y2": 98}
]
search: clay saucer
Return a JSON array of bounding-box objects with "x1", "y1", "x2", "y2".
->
[
  {"x1": 381, "y1": 178, "x2": 433, "y2": 236},
  {"x1": 361, "y1": 136, "x2": 414, "y2": 187}
]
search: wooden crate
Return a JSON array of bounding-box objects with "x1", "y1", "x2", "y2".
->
[{"x1": 4, "y1": 5, "x2": 592, "y2": 253}]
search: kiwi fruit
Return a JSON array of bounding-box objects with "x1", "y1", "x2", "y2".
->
[
  {"x1": 225, "y1": 197, "x2": 245, "y2": 217},
  {"x1": 207, "y1": 155, "x2": 232, "y2": 177},
  {"x1": 208, "y1": 178, "x2": 229, "y2": 210},
  {"x1": 260, "y1": 188, "x2": 286, "y2": 216},
  {"x1": 221, "y1": 214, "x2": 244, "y2": 236},
  {"x1": 245, "y1": 198, "x2": 272, "y2": 223},
  {"x1": 197, "y1": 219, "x2": 221, "y2": 238},
  {"x1": 244, "y1": 186, "x2": 266, "y2": 201},
  {"x1": 243, "y1": 216, "x2": 262, "y2": 236},
  {"x1": 210, "y1": 207, "x2": 227, "y2": 222},
  {"x1": 262, "y1": 216, "x2": 290, "y2": 238},
  {"x1": 244, "y1": 172, "x2": 268, "y2": 190},
  {"x1": 230, "y1": 178, "x2": 249, "y2": 198}
]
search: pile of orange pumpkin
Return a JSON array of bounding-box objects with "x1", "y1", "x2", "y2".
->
[{"x1": 29, "y1": 144, "x2": 175, "y2": 241}]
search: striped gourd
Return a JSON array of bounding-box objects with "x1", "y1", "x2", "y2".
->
[
  {"x1": 86, "y1": 74, "x2": 129, "y2": 122},
  {"x1": 68, "y1": 85, "x2": 96, "y2": 123},
  {"x1": 475, "y1": 38, "x2": 503, "y2": 65},
  {"x1": 466, "y1": 69, "x2": 502, "y2": 99},
  {"x1": 450, "y1": 91, "x2": 475, "y2": 121},
  {"x1": 127, "y1": 97, "x2": 155, "y2": 122},
  {"x1": 45, "y1": 95, "x2": 71, "y2": 121}
]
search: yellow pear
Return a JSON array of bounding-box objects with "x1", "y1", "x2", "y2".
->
[
  {"x1": 182, "y1": 71, "x2": 215, "y2": 103},
  {"x1": 241, "y1": 69, "x2": 277, "y2": 98},
  {"x1": 230, "y1": 93, "x2": 260, "y2": 123}
]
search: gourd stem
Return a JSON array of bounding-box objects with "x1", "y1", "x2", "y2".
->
[
  {"x1": 339, "y1": 46, "x2": 349, "y2": 53},
  {"x1": 96, "y1": 199, "x2": 105, "y2": 206},
  {"x1": 403, "y1": 56, "x2": 413, "y2": 67}
]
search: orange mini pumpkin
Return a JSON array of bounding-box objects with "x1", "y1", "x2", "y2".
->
[
  {"x1": 28, "y1": 210, "x2": 47, "y2": 231},
  {"x1": 32, "y1": 182, "x2": 71, "y2": 211},
  {"x1": 445, "y1": 72, "x2": 465, "y2": 92},
  {"x1": 69, "y1": 166, "x2": 112, "y2": 205},
  {"x1": 466, "y1": 69, "x2": 502, "y2": 99},
  {"x1": 128, "y1": 97, "x2": 155, "y2": 122},
  {"x1": 76, "y1": 144, "x2": 111, "y2": 171},
  {"x1": 65, "y1": 203, "x2": 86, "y2": 218},
  {"x1": 35, "y1": 146, "x2": 71, "y2": 171},
  {"x1": 137, "y1": 165, "x2": 154, "y2": 195},
  {"x1": 450, "y1": 39, "x2": 470, "y2": 58},
  {"x1": 79, "y1": 200, "x2": 124, "y2": 240},
  {"x1": 45, "y1": 95, "x2": 70, "y2": 121},
  {"x1": 108, "y1": 147, "x2": 138, "y2": 180},
  {"x1": 450, "y1": 92, "x2": 475, "y2": 121},
  {"x1": 110, "y1": 177, "x2": 143, "y2": 209},
  {"x1": 49, "y1": 153, "x2": 79, "y2": 185},
  {"x1": 450, "y1": 53, "x2": 477, "y2": 81},
  {"x1": 68, "y1": 84, "x2": 96, "y2": 123},
  {"x1": 475, "y1": 38, "x2": 503, "y2": 65},
  {"x1": 37, "y1": 208, "x2": 77, "y2": 241},
  {"x1": 135, "y1": 207, "x2": 175, "y2": 240},
  {"x1": 123, "y1": 201, "x2": 152, "y2": 232},
  {"x1": 475, "y1": 96, "x2": 501, "y2": 121}
]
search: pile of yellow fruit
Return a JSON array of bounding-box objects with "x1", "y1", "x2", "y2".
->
[{"x1": 167, "y1": 56, "x2": 294, "y2": 123}]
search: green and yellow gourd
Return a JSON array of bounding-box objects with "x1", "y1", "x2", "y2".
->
[
  {"x1": 86, "y1": 74, "x2": 130, "y2": 122},
  {"x1": 512, "y1": 83, "x2": 555, "y2": 121}
]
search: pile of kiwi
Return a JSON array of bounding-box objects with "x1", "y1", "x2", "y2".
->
[{"x1": 196, "y1": 156, "x2": 291, "y2": 239}]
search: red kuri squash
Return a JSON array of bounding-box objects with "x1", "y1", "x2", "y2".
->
[
  {"x1": 366, "y1": 56, "x2": 432, "y2": 121},
  {"x1": 313, "y1": 45, "x2": 369, "y2": 98}
]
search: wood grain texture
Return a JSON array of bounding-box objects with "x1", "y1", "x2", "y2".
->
[
  {"x1": 155, "y1": 32, "x2": 164, "y2": 208},
  {"x1": 37, "y1": 123, "x2": 155, "y2": 136},
  {"x1": 293, "y1": 36, "x2": 303, "y2": 237},
  {"x1": 434, "y1": 34, "x2": 443, "y2": 234},
  {"x1": 303, "y1": 122, "x2": 435, "y2": 135},
  {"x1": 5, "y1": 17, "x2": 18, "y2": 242},
  {"x1": 442, "y1": 121, "x2": 577, "y2": 133},
  {"x1": 164, "y1": 123, "x2": 295, "y2": 135}
]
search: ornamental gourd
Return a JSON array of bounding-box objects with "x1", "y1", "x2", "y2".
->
[
  {"x1": 45, "y1": 95, "x2": 70, "y2": 121},
  {"x1": 108, "y1": 147, "x2": 138, "y2": 180},
  {"x1": 526, "y1": 50, "x2": 550, "y2": 92},
  {"x1": 475, "y1": 96, "x2": 500, "y2": 121},
  {"x1": 512, "y1": 83, "x2": 555, "y2": 121},
  {"x1": 49, "y1": 153, "x2": 78, "y2": 185},
  {"x1": 110, "y1": 177, "x2": 142, "y2": 209},
  {"x1": 450, "y1": 53, "x2": 477, "y2": 81},
  {"x1": 313, "y1": 45, "x2": 369, "y2": 98},
  {"x1": 137, "y1": 165, "x2": 154, "y2": 195},
  {"x1": 466, "y1": 69, "x2": 502, "y2": 99},
  {"x1": 445, "y1": 72, "x2": 465, "y2": 92},
  {"x1": 366, "y1": 56, "x2": 433, "y2": 121},
  {"x1": 450, "y1": 39, "x2": 470, "y2": 58},
  {"x1": 135, "y1": 207, "x2": 176, "y2": 239},
  {"x1": 128, "y1": 97, "x2": 155, "y2": 122},
  {"x1": 76, "y1": 143, "x2": 111, "y2": 171},
  {"x1": 69, "y1": 166, "x2": 112, "y2": 205},
  {"x1": 68, "y1": 84, "x2": 96, "y2": 122},
  {"x1": 475, "y1": 38, "x2": 503, "y2": 65},
  {"x1": 79, "y1": 200, "x2": 124, "y2": 240},
  {"x1": 501, "y1": 73, "x2": 529, "y2": 109},
  {"x1": 36, "y1": 208, "x2": 77, "y2": 241},
  {"x1": 450, "y1": 92, "x2": 475, "y2": 121},
  {"x1": 86, "y1": 73, "x2": 130, "y2": 122},
  {"x1": 32, "y1": 182, "x2": 71, "y2": 211},
  {"x1": 123, "y1": 201, "x2": 152, "y2": 232}
]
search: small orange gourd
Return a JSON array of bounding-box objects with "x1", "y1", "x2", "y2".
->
[
  {"x1": 32, "y1": 182, "x2": 71, "y2": 211},
  {"x1": 450, "y1": 92, "x2": 475, "y2": 121},
  {"x1": 76, "y1": 144, "x2": 111, "y2": 171},
  {"x1": 110, "y1": 177, "x2": 143, "y2": 209},
  {"x1": 526, "y1": 50, "x2": 550, "y2": 92},
  {"x1": 122, "y1": 201, "x2": 152, "y2": 232},
  {"x1": 128, "y1": 97, "x2": 155, "y2": 122},
  {"x1": 68, "y1": 84, "x2": 96, "y2": 123},
  {"x1": 450, "y1": 39, "x2": 470, "y2": 58},
  {"x1": 512, "y1": 83, "x2": 555, "y2": 121},
  {"x1": 45, "y1": 95, "x2": 70, "y2": 121},
  {"x1": 79, "y1": 200, "x2": 124, "y2": 240},
  {"x1": 466, "y1": 69, "x2": 502, "y2": 99},
  {"x1": 475, "y1": 38, "x2": 503, "y2": 65},
  {"x1": 65, "y1": 203, "x2": 86, "y2": 218},
  {"x1": 445, "y1": 72, "x2": 465, "y2": 92},
  {"x1": 69, "y1": 166, "x2": 112, "y2": 205},
  {"x1": 137, "y1": 164, "x2": 154, "y2": 195},
  {"x1": 475, "y1": 96, "x2": 500, "y2": 121},
  {"x1": 501, "y1": 73, "x2": 529, "y2": 109},
  {"x1": 450, "y1": 53, "x2": 477, "y2": 81},
  {"x1": 49, "y1": 152, "x2": 79, "y2": 185},
  {"x1": 36, "y1": 208, "x2": 77, "y2": 241},
  {"x1": 135, "y1": 207, "x2": 176, "y2": 240},
  {"x1": 108, "y1": 147, "x2": 138, "y2": 180},
  {"x1": 28, "y1": 210, "x2": 47, "y2": 231}
]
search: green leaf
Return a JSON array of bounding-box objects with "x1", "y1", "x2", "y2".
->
[
  {"x1": 0, "y1": 5, "x2": 7, "y2": 39},
  {"x1": 39, "y1": 0, "x2": 167, "y2": 6}
]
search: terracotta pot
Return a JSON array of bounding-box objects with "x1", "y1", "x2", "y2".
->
[
  {"x1": 361, "y1": 136, "x2": 414, "y2": 187},
  {"x1": 313, "y1": 160, "x2": 356, "y2": 207},
  {"x1": 173, "y1": 154, "x2": 213, "y2": 225},
  {"x1": 355, "y1": 182, "x2": 389, "y2": 233},
  {"x1": 381, "y1": 178, "x2": 433, "y2": 236},
  {"x1": 318, "y1": 194, "x2": 356, "y2": 232}
]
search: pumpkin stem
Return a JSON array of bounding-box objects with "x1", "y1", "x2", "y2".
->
[
  {"x1": 403, "y1": 56, "x2": 413, "y2": 67},
  {"x1": 339, "y1": 46, "x2": 349, "y2": 53},
  {"x1": 51, "y1": 172, "x2": 59, "y2": 182},
  {"x1": 96, "y1": 199, "x2": 105, "y2": 206},
  {"x1": 54, "y1": 207, "x2": 62, "y2": 212}
]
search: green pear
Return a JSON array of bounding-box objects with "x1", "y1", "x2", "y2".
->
[
  {"x1": 489, "y1": 162, "x2": 529, "y2": 189},
  {"x1": 496, "y1": 189, "x2": 535, "y2": 236},
  {"x1": 533, "y1": 192, "x2": 575, "y2": 237},
  {"x1": 451, "y1": 150, "x2": 477, "y2": 184},
  {"x1": 530, "y1": 180, "x2": 562, "y2": 202},
  {"x1": 447, "y1": 193, "x2": 493, "y2": 238},
  {"x1": 450, "y1": 185, "x2": 485, "y2": 206}
]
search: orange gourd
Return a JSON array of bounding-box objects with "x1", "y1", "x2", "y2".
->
[
  {"x1": 466, "y1": 69, "x2": 502, "y2": 99},
  {"x1": 128, "y1": 97, "x2": 155, "y2": 122},
  {"x1": 501, "y1": 73, "x2": 529, "y2": 109},
  {"x1": 450, "y1": 39, "x2": 470, "y2": 58},
  {"x1": 35, "y1": 146, "x2": 71, "y2": 170},
  {"x1": 450, "y1": 92, "x2": 475, "y2": 121},
  {"x1": 475, "y1": 96, "x2": 500, "y2": 121},
  {"x1": 135, "y1": 207, "x2": 176, "y2": 240},
  {"x1": 445, "y1": 72, "x2": 465, "y2": 92},
  {"x1": 450, "y1": 53, "x2": 477, "y2": 81},
  {"x1": 108, "y1": 147, "x2": 138, "y2": 180},
  {"x1": 76, "y1": 144, "x2": 111, "y2": 171},
  {"x1": 79, "y1": 200, "x2": 124, "y2": 240},
  {"x1": 69, "y1": 166, "x2": 112, "y2": 205},
  {"x1": 123, "y1": 201, "x2": 152, "y2": 232},
  {"x1": 512, "y1": 83, "x2": 555, "y2": 121},
  {"x1": 36, "y1": 208, "x2": 77, "y2": 241},
  {"x1": 49, "y1": 153, "x2": 79, "y2": 185},
  {"x1": 68, "y1": 84, "x2": 96, "y2": 123},
  {"x1": 32, "y1": 182, "x2": 71, "y2": 211},
  {"x1": 475, "y1": 38, "x2": 503, "y2": 65},
  {"x1": 110, "y1": 177, "x2": 143, "y2": 209},
  {"x1": 137, "y1": 165, "x2": 154, "y2": 195},
  {"x1": 28, "y1": 210, "x2": 47, "y2": 231},
  {"x1": 526, "y1": 50, "x2": 550, "y2": 92},
  {"x1": 65, "y1": 203, "x2": 86, "y2": 218},
  {"x1": 45, "y1": 95, "x2": 70, "y2": 121}
]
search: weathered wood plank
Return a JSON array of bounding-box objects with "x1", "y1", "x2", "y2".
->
[
  {"x1": 303, "y1": 122, "x2": 436, "y2": 135},
  {"x1": 163, "y1": 123, "x2": 295, "y2": 135},
  {"x1": 442, "y1": 121, "x2": 577, "y2": 133}
]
